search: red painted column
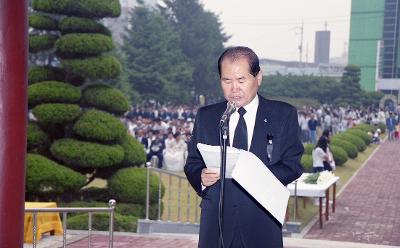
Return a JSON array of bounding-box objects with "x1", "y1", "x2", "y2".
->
[{"x1": 0, "y1": 0, "x2": 28, "y2": 247}]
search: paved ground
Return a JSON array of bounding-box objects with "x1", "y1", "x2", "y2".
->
[{"x1": 305, "y1": 141, "x2": 400, "y2": 246}]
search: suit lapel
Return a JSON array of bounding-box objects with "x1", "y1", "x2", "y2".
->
[{"x1": 249, "y1": 96, "x2": 279, "y2": 165}]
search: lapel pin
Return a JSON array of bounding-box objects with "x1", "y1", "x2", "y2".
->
[{"x1": 264, "y1": 118, "x2": 267, "y2": 123}]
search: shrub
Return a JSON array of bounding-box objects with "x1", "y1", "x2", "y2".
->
[
  {"x1": 73, "y1": 109, "x2": 126, "y2": 142},
  {"x1": 32, "y1": 0, "x2": 121, "y2": 18},
  {"x1": 28, "y1": 66, "x2": 65, "y2": 84},
  {"x1": 346, "y1": 128, "x2": 372, "y2": 145},
  {"x1": 330, "y1": 145, "x2": 348, "y2": 166},
  {"x1": 81, "y1": 84, "x2": 129, "y2": 115},
  {"x1": 59, "y1": 17, "x2": 111, "y2": 36},
  {"x1": 353, "y1": 124, "x2": 375, "y2": 133},
  {"x1": 29, "y1": 34, "x2": 58, "y2": 53},
  {"x1": 119, "y1": 135, "x2": 146, "y2": 166},
  {"x1": 300, "y1": 154, "x2": 312, "y2": 173},
  {"x1": 55, "y1": 33, "x2": 114, "y2": 58},
  {"x1": 26, "y1": 153, "x2": 86, "y2": 194},
  {"x1": 330, "y1": 138, "x2": 358, "y2": 159},
  {"x1": 108, "y1": 168, "x2": 165, "y2": 204},
  {"x1": 336, "y1": 133, "x2": 367, "y2": 152},
  {"x1": 61, "y1": 56, "x2": 121, "y2": 79},
  {"x1": 32, "y1": 103, "x2": 80, "y2": 125},
  {"x1": 67, "y1": 212, "x2": 137, "y2": 232},
  {"x1": 28, "y1": 81, "x2": 81, "y2": 107},
  {"x1": 50, "y1": 138, "x2": 124, "y2": 168},
  {"x1": 27, "y1": 122, "x2": 49, "y2": 150},
  {"x1": 303, "y1": 144, "x2": 314, "y2": 155},
  {"x1": 29, "y1": 14, "x2": 58, "y2": 30}
]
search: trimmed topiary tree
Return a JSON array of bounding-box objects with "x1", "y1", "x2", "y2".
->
[
  {"x1": 336, "y1": 133, "x2": 367, "y2": 152},
  {"x1": 330, "y1": 138, "x2": 358, "y2": 159},
  {"x1": 81, "y1": 84, "x2": 129, "y2": 114},
  {"x1": 28, "y1": 81, "x2": 81, "y2": 107},
  {"x1": 26, "y1": 153, "x2": 86, "y2": 194},
  {"x1": 300, "y1": 154, "x2": 312, "y2": 173},
  {"x1": 27, "y1": 0, "x2": 146, "y2": 216},
  {"x1": 330, "y1": 145, "x2": 348, "y2": 166},
  {"x1": 108, "y1": 168, "x2": 165, "y2": 205},
  {"x1": 303, "y1": 144, "x2": 314, "y2": 155},
  {"x1": 346, "y1": 128, "x2": 372, "y2": 145},
  {"x1": 73, "y1": 109, "x2": 126, "y2": 142}
]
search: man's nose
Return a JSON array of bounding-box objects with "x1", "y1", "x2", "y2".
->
[{"x1": 231, "y1": 82, "x2": 240, "y2": 92}]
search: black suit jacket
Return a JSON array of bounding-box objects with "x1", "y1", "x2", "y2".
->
[{"x1": 184, "y1": 95, "x2": 303, "y2": 248}]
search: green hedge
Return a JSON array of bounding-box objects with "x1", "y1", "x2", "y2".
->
[
  {"x1": 50, "y1": 138, "x2": 124, "y2": 168},
  {"x1": 330, "y1": 138, "x2": 358, "y2": 159},
  {"x1": 28, "y1": 66, "x2": 65, "y2": 84},
  {"x1": 119, "y1": 135, "x2": 147, "y2": 166},
  {"x1": 336, "y1": 133, "x2": 367, "y2": 152},
  {"x1": 73, "y1": 109, "x2": 126, "y2": 142},
  {"x1": 29, "y1": 14, "x2": 58, "y2": 30},
  {"x1": 59, "y1": 17, "x2": 111, "y2": 36},
  {"x1": 32, "y1": 0, "x2": 121, "y2": 18},
  {"x1": 330, "y1": 145, "x2": 348, "y2": 166},
  {"x1": 81, "y1": 84, "x2": 129, "y2": 115},
  {"x1": 26, "y1": 153, "x2": 86, "y2": 194},
  {"x1": 300, "y1": 154, "x2": 312, "y2": 173},
  {"x1": 32, "y1": 103, "x2": 80, "y2": 125},
  {"x1": 67, "y1": 212, "x2": 137, "y2": 232},
  {"x1": 27, "y1": 122, "x2": 49, "y2": 151},
  {"x1": 55, "y1": 33, "x2": 114, "y2": 58},
  {"x1": 346, "y1": 129, "x2": 371, "y2": 145},
  {"x1": 303, "y1": 144, "x2": 314, "y2": 155},
  {"x1": 29, "y1": 34, "x2": 58, "y2": 53},
  {"x1": 28, "y1": 81, "x2": 81, "y2": 107},
  {"x1": 108, "y1": 168, "x2": 165, "y2": 204},
  {"x1": 61, "y1": 56, "x2": 121, "y2": 79},
  {"x1": 353, "y1": 124, "x2": 375, "y2": 133}
]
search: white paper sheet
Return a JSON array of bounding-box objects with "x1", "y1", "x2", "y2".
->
[
  {"x1": 197, "y1": 143, "x2": 240, "y2": 178},
  {"x1": 232, "y1": 150, "x2": 290, "y2": 225}
]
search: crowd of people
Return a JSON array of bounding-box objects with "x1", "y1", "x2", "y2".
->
[
  {"x1": 121, "y1": 102, "x2": 400, "y2": 173},
  {"x1": 121, "y1": 104, "x2": 197, "y2": 171},
  {"x1": 302, "y1": 105, "x2": 400, "y2": 173}
]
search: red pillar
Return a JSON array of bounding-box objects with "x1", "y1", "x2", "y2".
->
[{"x1": 0, "y1": 0, "x2": 28, "y2": 247}]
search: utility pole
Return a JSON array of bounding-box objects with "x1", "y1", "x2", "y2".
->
[
  {"x1": 306, "y1": 42, "x2": 309, "y2": 63},
  {"x1": 298, "y1": 21, "x2": 304, "y2": 67}
]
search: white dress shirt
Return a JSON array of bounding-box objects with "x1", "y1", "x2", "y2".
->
[{"x1": 229, "y1": 95, "x2": 259, "y2": 150}]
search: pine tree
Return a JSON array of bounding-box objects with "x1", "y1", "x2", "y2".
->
[
  {"x1": 121, "y1": 4, "x2": 193, "y2": 104},
  {"x1": 160, "y1": 0, "x2": 229, "y2": 103}
]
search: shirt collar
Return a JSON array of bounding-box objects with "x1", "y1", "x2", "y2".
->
[{"x1": 238, "y1": 94, "x2": 259, "y2": 116}]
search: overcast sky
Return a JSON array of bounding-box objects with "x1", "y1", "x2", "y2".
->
[{"x1": 200, "y1": 0, "x2": 351, "y2": 62}]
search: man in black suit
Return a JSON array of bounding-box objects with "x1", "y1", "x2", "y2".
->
[{"x1": 184, "y1": 46, "x2": 303, "y2": 248}]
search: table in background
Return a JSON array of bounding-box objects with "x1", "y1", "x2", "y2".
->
[
  {"x1": 287, "y1": 174, "x2": 339, "y2": 228},
  {"x1": 24, "y1": 202, "x2": 63, "y2": 243}
]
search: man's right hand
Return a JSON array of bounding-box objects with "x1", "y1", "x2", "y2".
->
[{"x1": 201, "y1": 168, "x2": 220, "y2": 187}]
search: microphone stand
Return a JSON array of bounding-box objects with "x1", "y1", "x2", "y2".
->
[{"x1": 218, "y1": 121, "x2": 229, "y2": 248}]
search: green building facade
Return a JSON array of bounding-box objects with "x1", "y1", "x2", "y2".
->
[{"x1": 348, "y1": 0, "x2": 385, "y2": 91}]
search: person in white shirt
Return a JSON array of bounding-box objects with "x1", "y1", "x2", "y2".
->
[{"x1": 312, "y1": 137, "x2": 330, "y2": 173}]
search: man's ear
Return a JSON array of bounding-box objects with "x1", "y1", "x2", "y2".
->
[{"x1": 257, "y1": 70, "x2": 263, "y2": 86}]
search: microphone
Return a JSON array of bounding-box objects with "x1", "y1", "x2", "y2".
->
[{"x1": 220, "y1": 101, "x2": 236, "y2": 127}]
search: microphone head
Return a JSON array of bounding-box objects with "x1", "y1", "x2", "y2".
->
[{"x1": 227, "y1": 101, "x2": 236, "y2": 114}]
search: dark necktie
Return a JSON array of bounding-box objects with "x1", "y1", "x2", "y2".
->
[{"x1": 233, "y1": 107, "x2": 248, "y2": 150}]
